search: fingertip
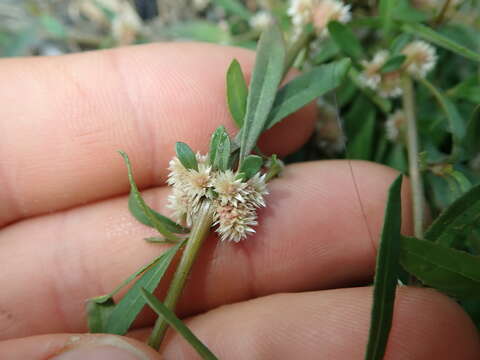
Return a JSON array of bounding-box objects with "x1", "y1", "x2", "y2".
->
[{"x1": 0, "y1": 334, "x2": 162, "y2": 360}]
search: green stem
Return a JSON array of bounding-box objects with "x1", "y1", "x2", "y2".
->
[
  {"x1": 401, "y1": 76, "x2": 425, "y2": 239},
  {"x1": 433, "y1": 0, "x2": 452, "y2": 26},
  {"x1": 283, "y1": 28, "x2": 313, "y2": 79},
  {"x1": 148, "y1": 202, "x2": 214, "y2": 350}
]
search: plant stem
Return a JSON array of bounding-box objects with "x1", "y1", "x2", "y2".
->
[
  {"x1": 283, "y1": 27, "x2": 313, "y2": 78},
  {"x1": 148, "y1": 202, "x2": 214, "y2": 350},
  {"x1": 433, "y1": 0, "x2": 452, "y2": 26},
  {"x1": 401, "y1": 76, "x2": 425, "y2": 239}
]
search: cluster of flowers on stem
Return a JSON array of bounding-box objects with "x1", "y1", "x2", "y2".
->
[
  {"x1": 359, "y1": 40, "x2": 438, "y2": 98},
  {"x1": 167, "y1": 153, "x2": 268, "y2": 243},
  {"x1": 287, "y1": 0, "x2": 352, "y2": 37}
]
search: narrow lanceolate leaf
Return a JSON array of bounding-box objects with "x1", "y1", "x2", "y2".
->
[
  {"x1": 238, "y1": 155, "x2": 263, "y2": 180},
  {"x1": 209, "y1": 126, "x2": 226, "y2": 166},
  {"x1": 403, "y1": 23, "x2": 480, "y2": 63},
  {"x1": 364, "y1": 175, "x2": 403, "y2": 360},
  {"x1": 86, "y1": 298, "x2": 115, "y2": 333},
  {"x1": 418, "y1": 78, "x2": 465, "y2": 160},
  {"x1": 176, "y1": 142, "x2": 198, "y2": 171},
  {"x1": 226, "y1": 59, "x2": 248, "y2": 128},
  {"x1": 141, "y1": 289, "x2": 219, "y2": 360},
  {"x1": 327, "y1": 21, "x2": 364, "y2": 61},
  {"x1": 128, "y1": 196, "x2": 189, "y2": 234},
  {"x1": 239, "y1": 24, "x2": 286, "y2": 163},
  {"x1": 424, "y1": 182, "x2": 480, "y2": 247},
  {"x1": 380, "y1": 55, "x2": 406, "y2": 73},
  {"x1": 119, "y1": 152, "x2": 184, "y2": 241},
  {"x1": 400, "y1": 236, "x2": 480, "y2": 299},
  {"x1": 215, "y1": 131, "x2": 231, "y2": 171},
  {"x1": 102, "y1": 242, "x2": 184, "y2": 334},
  {"x1": 390, "y1": 33, "x2": 412, "y2": 54},
  {"x1": 265, "y1": 59, "x2": 351, "y2": 130}
]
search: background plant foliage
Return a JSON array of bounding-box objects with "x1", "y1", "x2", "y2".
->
[{"x1": 3, "y1": 0, "x2": 480, "y2": 357}]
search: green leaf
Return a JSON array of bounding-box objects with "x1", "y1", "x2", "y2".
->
[
  {"x1": 311, "y1": 38, "x2": 340, "y2": 64},
  {"x1": 400, "y1": 236, "x2": 480, "y2": 299},
  {"x1": 211, "y1": 0, "x2": 251, "y2": 20},
  {"x1": 380, "y1": 55, "x2": 406, "y2": 73},
  {"x1": 403, "y1": 23, "x2": 480, "y2": 63},
  {"x1": 128, "y1": 196, "x2": 189, "y2": 234},
  {"x1": 120, "y1": 152, "x2": 184, "y2": 241},
  {"x1": 86, "y1": 298, "x2": 115, "y2": 333},
  {"x1": 265, "y1": 59, "x2": 351, "y2": 130},
  {"x1": 141, "y1": 289, "x2": 218, "y2": 360},
  {"x1": 176, "y1": 142, "x2": 198, "y2": 171},
  {"x1": 239, "y1": 24, "x2": 286, "y2": 163},
  {"x1": 364, "y1": 175, "x2": 402, "y2": 360},
  {"x1": 447, "y1": 77, "x2": 480, "y2": 104},
  {"x1": 390, "y1": 34, "x2": 412, "y2": 54},
  {"x1": 327, "y1": 21, "x2": 364, "y2": 61},
  {"x1": 465, "y1": 105, "x2": 480, "y2": 155},
  {"x1": 418, "y1": 78, "x2": 465, "y2": 159},
  {"x1": 99, "y1": 242, "x2": 183, "y2": 334},
  {"x1": 208, "y1": 126, "x2": 230, "y2": 170},
  {"x1": 238, "y1": 155, "x2": 263, "y2": 180},
  {"x1": 424, "y1": 182, "x2": 480, "y2": 247},
  {"x1": 209, "y1": 128, "x2": 231, "y2": 171},
  {"x1": 226, "y1": 59, "x2": 248, "y2": 128},
  {"x1": 345, "y1": 99, "x2": 376, "y2": 160}
]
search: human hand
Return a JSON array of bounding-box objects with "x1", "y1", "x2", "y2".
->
[{"x1": 0, "y1": 43, "x2": 478, "y2": 360}]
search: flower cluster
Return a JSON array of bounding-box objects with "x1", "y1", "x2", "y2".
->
[
  {"x1": 287, "y1": 0, "x2": 351, "y2": 37},
  {"x1": 167, "y1": 154, "x2": 268, "y2": 243},
  {"x1": 359, "y1": 41, "x2": 437, "y2": 98},
  {"x1": 402, "y1": 40, "x2": 438, "y2": 77},
  {"x1": 250, "y1": 11, "x2": 274, "y2": 31},
  {"x1": 385, "y1": 109, "x2": 407, "y2": 142}
]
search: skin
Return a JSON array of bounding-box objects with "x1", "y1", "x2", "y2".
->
[{"x1": 0, "y1": 42, "x2": 478, "y2": 359}]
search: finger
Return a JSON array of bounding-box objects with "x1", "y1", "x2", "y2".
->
[
  {"x1": 0, "y1": 160, "x2": 412, "y2": 339},
  {"x1": 0, "y1": 333, "x2": 161, "y2": 360},
  {"x1": 135, "y1": 287, "x2": 480, "y2": 359},
  {"x1": 0, "y1": 43, "x2": 315, "y2": 226}
]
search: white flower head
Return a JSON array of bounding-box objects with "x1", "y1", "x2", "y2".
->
[
  {"x1": 385, "y1": 110, "x2": 407, "y2": 142},
  {"x1": 402, "y1": 40, "x2": 437, "y2": 78},
  {"x1": 288, "y1": 0, "x2": 351, "y2": 37},
  {"x1": 287, "y1": 0, "x2": 315, "y2": 27},
  {"x1": 250, "y1": 11, "x2": 274, "y2": 31},
  {"x1": 312, "y1": 0, "x2": 351, "y2": 37},
  {"x1": 167, "y1": 152, "x2": 269, "y2": 242},
  {"x1": 214, "y1": 203, "x2": 258, "y2": 243},
  {"x1": 359, "y1": 50, "x2": 389, "y2": 89},
  {"x1": 359, "y1": 50, "x2": 402, "y2": 98}
]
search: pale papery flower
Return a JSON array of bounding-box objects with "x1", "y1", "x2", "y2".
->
[
  {"x1": 385, "y1": 110, "x2": 407, "y2": 142},
  {"x1": 249, "y1": 11, "x2": 274, "y2": 31},
  {"x1": 167, "y1": 153, "x2": 269, "y2": 242},
  {"x1": 288, "y1": 0, "x2": 351, "y2": 38},
  {"x1": 214, "y1": 203, "x2": 259, "y2": 243},
  {"x1": 312, "y1": 0, "x2": 351, "y2": 37},
  {"x1": 401, "y1": 40, "x2": 437, "y2": 78},
  {"x1": 359, "y1": 50, "x2": 402, "y2": 98},
  {"x1": 359, "y1": 50, "x2": 389, "y2": 89},
  {"x1": 287, "y1": 0, "x2": 314, "y2": 27}
]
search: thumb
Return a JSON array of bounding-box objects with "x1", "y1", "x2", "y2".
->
[{"x1": 0, "y1": 334, "x2": 162, "y2": 360}]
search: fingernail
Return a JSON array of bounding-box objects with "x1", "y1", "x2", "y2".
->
[{"x1": 52, "y1": 335, "x2": 151, "y2": 360}]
